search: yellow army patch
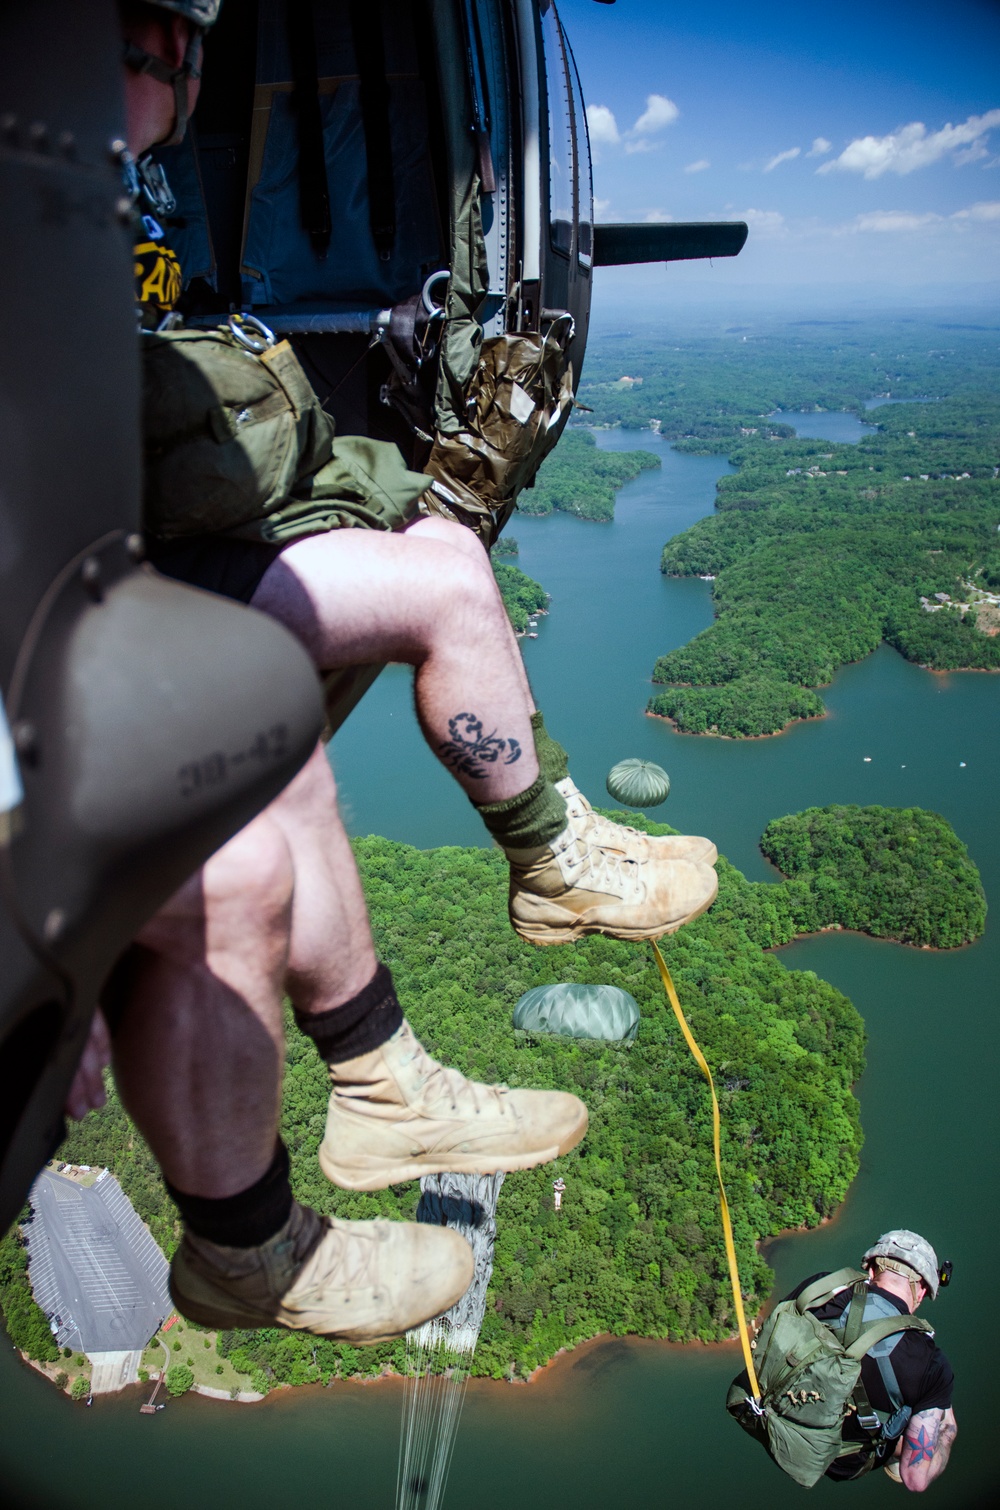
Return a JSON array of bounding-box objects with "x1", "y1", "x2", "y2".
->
[{"x1": 134, "y1": 240, "x2": 182, "y2": 312}]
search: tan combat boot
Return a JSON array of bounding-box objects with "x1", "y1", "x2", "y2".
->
[
  {"x1": 170, "y1": 1199, "x2": 473, "y2": 1342},
  {"x1": 319, "y1": 1020, "x2": 588, "y2": 1192},
  {"x1": 557, "y1": 778, "x2": 718, "y2": 866},
  {"x1": 507, "y1": 808, "x2": 719, "y2": 946}
]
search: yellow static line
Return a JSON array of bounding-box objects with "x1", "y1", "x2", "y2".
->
[{"x1": 650, "y1": 939, "x2": 761, "y2": 1400}]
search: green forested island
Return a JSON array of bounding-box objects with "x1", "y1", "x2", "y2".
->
[
  {"x1": 647, "y1": 395, "x2": 1000, "y2": 736},
  {"x1": 759, "y1": 805, "x2": 986, "y2": 948},
  {"x1": 6, "y1": 806, "x2": 979, "y2": 1391},
  {"x1": 519, "y1": 429, "x2": 660, "y2": 521}
]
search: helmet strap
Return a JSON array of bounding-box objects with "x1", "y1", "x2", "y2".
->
[
  {"x1": 122, "y1": 27, "x2": 203, "y2": 148},
  {"x1": 870, "y1": 1255, "x2": 927, "y2": 1308}
]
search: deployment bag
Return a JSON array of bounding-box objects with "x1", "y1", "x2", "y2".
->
[
  {"x1": 421, "y1": 327, "x2": 575, "y2": 547},
  {"x1": 726, "y1": 1268, "x2": 933, "y2": 1488},
  {"x1": 142, "y1": 325, "x2": 429, "y2": 543}
]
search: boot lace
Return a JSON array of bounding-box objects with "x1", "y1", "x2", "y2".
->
[
  {"x1": 300, "y1": 1217, "x2": 380, "y2": 1297},
  {"x1": 562, "y1": 830, "x2": 646, "y2": 902},
  {"x1": 398, "y1": 1026, "x2": 510, "y2": 1119}
]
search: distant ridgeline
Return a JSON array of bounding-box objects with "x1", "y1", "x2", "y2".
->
[
  {"x1": 576, "y1": 320, "x2": 998, "y2": 441},
  {"x1": 14, "y1": 807, "x2": 978, "y2": 1390},
  {"x1": 518, "y1": 429, "x2": 660, "y2": 522},
  {"x1": 648, "y1": 396, "x2": 1000, "y2": 737}
]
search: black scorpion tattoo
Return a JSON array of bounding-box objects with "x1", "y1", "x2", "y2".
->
[{"x1": 437, "y1": 712, "x2": 523, "y2": 780}]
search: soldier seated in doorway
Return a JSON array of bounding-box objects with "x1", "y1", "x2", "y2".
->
[{"x1": 66, "y1": 0, "x2": 718, "y2": 1347}]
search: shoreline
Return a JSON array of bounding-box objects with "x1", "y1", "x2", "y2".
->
[{"x1": 645, "y1": 706, "x2": 828, "y2": 741}]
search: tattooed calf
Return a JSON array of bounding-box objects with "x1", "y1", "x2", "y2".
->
[{"x1": 438, "y1": 712, "x2": 523, "y2": 780}]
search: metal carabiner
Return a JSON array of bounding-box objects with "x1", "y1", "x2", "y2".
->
[{"x1": 227, "y1": 313, "x2": 277, "y2": 352}]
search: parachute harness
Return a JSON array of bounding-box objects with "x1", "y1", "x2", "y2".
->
[{"x1": 650, "y1": 940, "x2": 762, "y2": 1402}]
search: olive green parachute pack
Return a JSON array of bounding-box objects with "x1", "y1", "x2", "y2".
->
[
  {"x1": 726, "y1": 1267, "x2": 933, "y2": 1488},
  {"x1": 143, "y1": 326, "x2": 430, "y2": 544}
]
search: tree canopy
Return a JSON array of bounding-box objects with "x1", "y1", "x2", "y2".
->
[
  {"x1": 649, "y1": 396, "x2": 1000, "y2": 736},
  {"x1": 10, "y1": 803, "x2": 979, "y2": 1389}
]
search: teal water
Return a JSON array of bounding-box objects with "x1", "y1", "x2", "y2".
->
[{"x1": 3, "y1": 433, "x2": 997, "y2": 1510}]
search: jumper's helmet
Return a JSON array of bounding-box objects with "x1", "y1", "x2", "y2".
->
[
  {"x1": 133, "y1": 1, "x2": 222, "y2": 23},
  {"x1": 863, "y1": 1230, "x2": 940, "y2": 1299}
]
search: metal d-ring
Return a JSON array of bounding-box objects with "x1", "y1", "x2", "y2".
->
[
  {"x1": 228, "y1": 313, "x2": 277, "y2": 352},
  {"x1": 421, "y1": 269, "x2": 450, "y2": 316}
]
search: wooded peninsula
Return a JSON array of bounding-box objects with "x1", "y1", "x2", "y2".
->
[
  {"x1": 5, "y1": 805, "x2": 981, "y2": 1391},
  {"x1": 575, "y1": 323, "x2": 1000, "y2": 737}
]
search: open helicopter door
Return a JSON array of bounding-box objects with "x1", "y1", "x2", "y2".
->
[{"x1": 0, "y1": 0, "x2": 323, "y2": 1234}]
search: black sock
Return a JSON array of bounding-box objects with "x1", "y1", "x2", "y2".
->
[
  {"x1": 294, "y1": 962, "x2": 403, "y2": 1064},
  {"x1": 167, "y1": 1141, "x2": 293, "y2": 1249}
]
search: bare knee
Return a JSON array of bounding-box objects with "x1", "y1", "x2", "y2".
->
[
  {"x1": 137, "y1": 812, "x2": 294, "y2": 964},
  {"x1": 407, "y1": 514, "x2": 489, "y2": 565}
]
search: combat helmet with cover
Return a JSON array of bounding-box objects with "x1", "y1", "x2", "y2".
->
[{"x1": 863, "y1": 1229, "x2": 942, "y2": 1301}]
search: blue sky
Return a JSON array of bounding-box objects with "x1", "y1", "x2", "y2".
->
[{"x1": 557, "y1": 0, "x2": 1000, "y2": 295}]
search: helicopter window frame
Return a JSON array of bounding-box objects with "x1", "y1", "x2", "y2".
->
[
  {"x1": 564, "y1": 27, "x2": 592, "y2": 271},
  {"x1": 540, "y1": 0, "x2": 575, "y2": 262}
]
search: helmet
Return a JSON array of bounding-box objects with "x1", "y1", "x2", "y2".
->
[
  {"x1": 863, "y1": 1230, "x2": 940, "y2": 1299},
  {"x1": 140, "y1": 2, "x2": 222, "y2": 24}
]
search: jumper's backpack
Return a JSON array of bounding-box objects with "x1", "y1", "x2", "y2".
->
[{"x1": 727, "y1": 1268, "x2": 934, "y2": 1488}]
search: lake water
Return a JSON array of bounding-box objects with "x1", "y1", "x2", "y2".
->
[
  {"x1": 771, "y1": 397, "x2": 938, "y2": 446},
  {"x1": 3, "y1": 432, "x2": 997, "y2": 1510}
]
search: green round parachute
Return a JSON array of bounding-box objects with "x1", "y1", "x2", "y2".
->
[
  {"x1": 606, "y1": 758, "x2": 671, "y2": 808},
  {"x1": 512, "y1": 983, "x2": 640, "y2": 1043}
]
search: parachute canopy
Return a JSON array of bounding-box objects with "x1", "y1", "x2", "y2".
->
[
  {"x1": 513, "y1": 983, "x2": 640, "y2": 1043},
  {"x1": 606, "y1": 758, "x2": 671, "y2": 809}
]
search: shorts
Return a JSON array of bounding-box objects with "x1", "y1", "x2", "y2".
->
[{"x1": 145, "y1": 534, "x2": 285, "y2": 604}]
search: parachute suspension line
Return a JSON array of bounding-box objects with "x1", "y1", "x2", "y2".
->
[
  {"x1": 650, "y1": 940, "x2": 761, "y2": 1401},
  {"x1": 396, "y1": 1174, "x2": 505, "y2": 1510}
]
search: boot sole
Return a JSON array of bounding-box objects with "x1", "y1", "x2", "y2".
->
[
  {"x1": 318, "y1": 1103, "x2": 589, "y2": 1192},
  {"x1": 510, "y1": 876, "x2": 718, "y2": 947}
]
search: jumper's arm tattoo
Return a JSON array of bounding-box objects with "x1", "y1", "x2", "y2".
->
[
  {"x1": 437, "y1": 712, "x2": 523, "y2": 780},
  {"x1": 901, "y1": 1408, "x2": 957, "y2": 1489}
]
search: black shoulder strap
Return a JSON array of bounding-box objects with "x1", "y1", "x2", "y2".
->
[
  {"x1": 349, "y1": 0, "x2": 396, "y2": 261},
  {"x1": 286, "y1": 0, "x2": 332, "y2": 255}
]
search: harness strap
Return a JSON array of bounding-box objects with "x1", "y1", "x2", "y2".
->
[
  {"x1": 285, "y1": 0, "x2": 332, "y2": 255},
  {"x1": 651, "y1": 941, "x2": 760, "y2": 1400},
  {"x1": 349, "y1": 0, "x2": 396, "y2": 260},
  {"x1": 844, "y1": 1314, "x2": 933, "y2": 1360},
  {"x1": 795, "y1": 1267, "x2": 862, "y2": 1315}
]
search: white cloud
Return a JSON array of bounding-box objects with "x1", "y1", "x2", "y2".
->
[
  {"x1": 631, "y1": 94, "x2": 680, "y2": 136},
  {"x1": 952, "y1": 199, "x2": 1000, "y2": 220},
  {"x1": 644, "y1": 209, "x2": 674, "y2": 223},
  {"x1": 807, "y1": 137, "x2": 832, "y2": 157},
  {"x1": 587, "y1": 104, "x2": 620, "y2": 149},
  {"x1": 741, "y1": 208, "x2": 787, "y2": 237},
  {"x1": 684, "y1": 159, "x2": 711, "y2": 174},
  {"x1": 593, "y1": 197, "x2": 612, "y2": 220},
  {"x1": 853, "y1": 210, "x2": 943, "y2": 233},
  {"x1": 818, "y1": 110, "x2": 1000, "y2": 178},
  {"x1": 763, "y1": 146, "x2": 801, "y2": 173}
]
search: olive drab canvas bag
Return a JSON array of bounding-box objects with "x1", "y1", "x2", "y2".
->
[
  {"x1": 142, "y1": 324, "x2": 430, "y2": 543},
  {"x1": 726, "y1": 1268, "x2": 933, "y2": 1488}
]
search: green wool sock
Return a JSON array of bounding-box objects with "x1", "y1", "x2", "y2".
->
[
  {"x1": 474, "y1": 773, "x2": 568, "y2": 852},
  {"x1": 530, "y1": 709, "x2": 570, "y2": 786}
]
